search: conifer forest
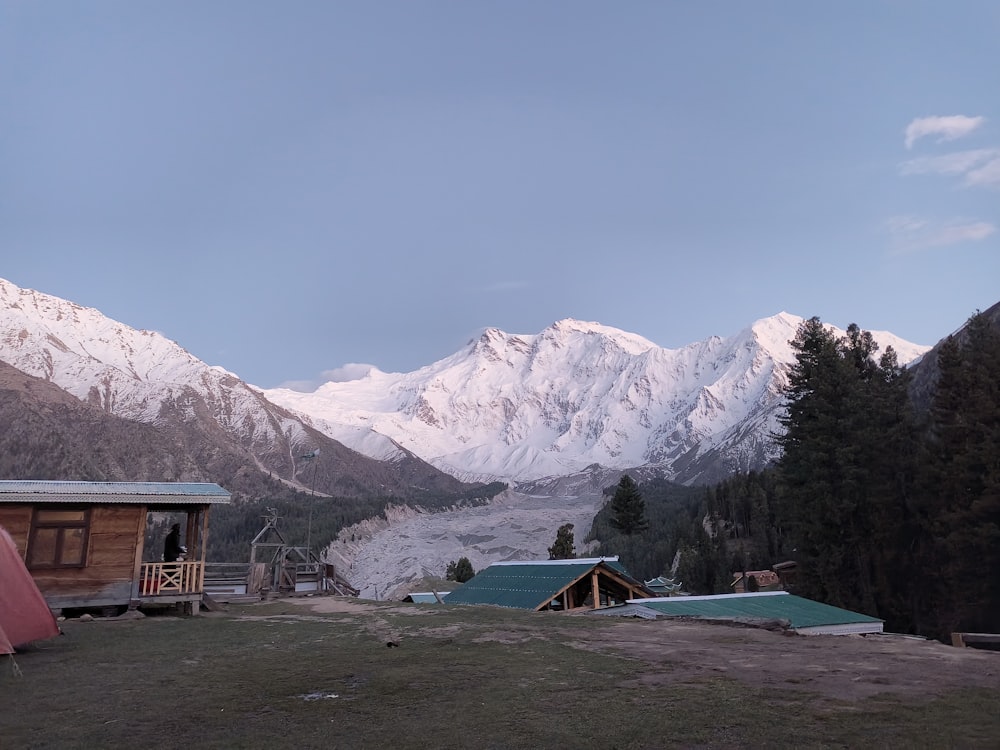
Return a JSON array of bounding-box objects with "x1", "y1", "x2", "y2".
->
[{"x1": 591, "y1": 309, "x2": 1000, "y2": 641}]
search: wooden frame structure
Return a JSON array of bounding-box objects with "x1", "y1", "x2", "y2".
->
[
  {"x1": 539, "y1": 561, "x2": 651, "y2": 611},
  {"x1": 444, "y1": 557, "x2": 654, "y2": 612},
  {"x1": 0, "y1": 481, "x2": 230, "y2": 615},
  {"x1": 242, "y1": 508, "x2": 357, "y2": 597}
]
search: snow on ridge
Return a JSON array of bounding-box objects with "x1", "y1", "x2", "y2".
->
[
  {"x1": 0, "y1": 276, "x2": 288, "y2": 447},
  {"x1": 1, "y1": 275, "x2": 934, "y2": 488},
  {"x1": 265, "y1": 312, "x2": 930, "y2": 484}
]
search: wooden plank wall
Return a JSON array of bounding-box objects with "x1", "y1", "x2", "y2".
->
[
  {"x1": 1, "y1": 504, "x2": 144, "y2": 608},
  {"x1": 0, "y1": 506, "x2": 32, "y2": 554}
]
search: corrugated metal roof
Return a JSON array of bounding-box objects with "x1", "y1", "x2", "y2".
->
[
  {"x1": 0, "y1": 481, "x2": 231, "y2": 505},
  {"x1": 489, "y1": 556, "x2": 620, "y2": 566},
  {"x1": 627, "y1": 592, "x2": 883, "y2": 631},
  {"x1": 445, "y1": 558, "x2": 640, "y2": 610}
]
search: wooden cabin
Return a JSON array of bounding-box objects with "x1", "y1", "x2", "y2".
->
[{"x1": 0, "y1": 481, "x2": 230, "y2": 615}]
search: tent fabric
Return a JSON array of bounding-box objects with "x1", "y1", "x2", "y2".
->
[{"x1": 0, "y1": 526, "x2": 60, "y2": 654}]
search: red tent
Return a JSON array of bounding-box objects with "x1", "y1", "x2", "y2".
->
[{"x1": 0, "y1": 526, "x2": 60, "y2": 654}]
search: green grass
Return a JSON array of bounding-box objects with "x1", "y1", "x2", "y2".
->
[{"x1": 2, "y1": 603, "x2": 998, "y2": 749}]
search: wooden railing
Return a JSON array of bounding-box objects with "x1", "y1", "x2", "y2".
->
[{"x1": 139, "y1": 561, "x2": 204, "y2": 596}]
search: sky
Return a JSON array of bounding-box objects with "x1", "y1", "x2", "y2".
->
[{"x1": 2, "y1": 2, "x2": 998, "y2": 390}]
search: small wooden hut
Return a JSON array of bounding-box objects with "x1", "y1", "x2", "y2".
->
[
  {"x1": 444, "y1": 557, "x2": 653, "y2": 612},
  {"x1": 0, "y1": 480, "x2": 230, "y2": 615}
]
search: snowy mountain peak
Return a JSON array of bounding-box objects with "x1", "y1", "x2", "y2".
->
[
  {"x1": 0, "y1": 277, "x2": 228, "y2": 394},
  {"x1": 747, "y1": 312, "x2": 801, "y2": 357},
  {"x1": 265, "y1": 313, "x2": 931, "y2": 485},
  {"x1": 541, "y1": 318, "x2": 660, "y2": 354},
  {"x1": 0, "y1": 276, "x2": 934, "y2": 488}
]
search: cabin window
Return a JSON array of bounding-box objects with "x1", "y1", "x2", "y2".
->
[{"x1": 27, "y1": 508, "x2": 91, "y2": 568}]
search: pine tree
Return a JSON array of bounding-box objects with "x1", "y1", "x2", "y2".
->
[
  {"x1": 446, "y1": 556, "x2": 476, "y2": 583},
  {"x1": 548, "y1": 523, "x2": 576, "y2": 559},
  {"x1": 609, "y1": 475, "x2": 649, "y2": 535},
  {"x1": 776, "y1": 317, "x2": 917, "y2": 617},
  {"x1": 923, "y1": 312, "x2": 1000, "y2": 635}
]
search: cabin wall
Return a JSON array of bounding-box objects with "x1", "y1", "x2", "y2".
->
[
  {"x1": 0, "y1": 505, "x2": 32, "y2": 550},
  {"x1": 1, "y1": 504, "x2": 145, "y2": 610}
]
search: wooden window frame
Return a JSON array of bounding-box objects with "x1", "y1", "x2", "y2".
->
[{"x1": 27, "y1": 506, "x2": 92, "y2": 569}]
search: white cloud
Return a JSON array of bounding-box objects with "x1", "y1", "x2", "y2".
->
[
  {"x1": 886, "y1": 215, "x2": 996, "y2": 254},
  {"x1": 274, "y1": 363, "x2": 379, "y2": 391},
  {"x1": 321, "y1": 363, "x2": 378, "y2": 382},
  {"x1": 274, "y1": 379, "x2": 321, "y2": 392},
  {"x1": 885, "y1": 215, "x2": 927, "y2": 234},
  {"x1": 899, "y1": 148, "x2": 1000, "y2": 177},
  {"x1": 964, "y1": 155, "x2": 1000, "y2": 188},
  {"x1": 904, "y1": 115, "x2": 985, "y2": 149}
]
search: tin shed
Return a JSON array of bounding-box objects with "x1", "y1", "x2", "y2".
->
[
  {"x1": 606, "y1": 591, "x2": 884, "y2": 635},
  {"x1": 445, "y1": 557, "x2": 653, "y2": 612}
]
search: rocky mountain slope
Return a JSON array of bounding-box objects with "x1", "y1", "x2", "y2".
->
[
  {"x1": 907, "y1": 299, "x2": 1000, "y2": 412},
  {"x1": 266, "y1": 315, "x2": 929, "y2": 486},
  {"x1": 0, "y1": 277, "x2": 467, "y2": 499},
  {"x1": 0, "y1": 276, "x2": 945, "y2": 594}
]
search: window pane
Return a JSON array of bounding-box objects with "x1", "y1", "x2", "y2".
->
[
  {"x1": 61, "y1": 528, "x2": 86, "y2": 565},
  {"x1": 28, "y1": 528, "x2": 59, "y2": 567},
  {"x1": 36, "y1": 509, "x2": 87, "y2": 524}
]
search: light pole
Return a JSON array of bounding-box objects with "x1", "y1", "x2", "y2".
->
[{"x1": 299, "y1": 448, "x2": 320, "y2": 557}]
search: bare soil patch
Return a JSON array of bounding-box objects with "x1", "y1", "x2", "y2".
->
[
  {"x1": 285, "y1": 595, "x2": 999, "y2": 702},
  {"x1": 570, "y1": 618, "x2": 999, "y2": 700}
]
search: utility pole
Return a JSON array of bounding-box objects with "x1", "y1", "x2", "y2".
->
[{"x1": 299, "y1": 448, "x2": 320, "y2": 558}]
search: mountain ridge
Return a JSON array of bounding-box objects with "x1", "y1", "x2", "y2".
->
[
  {"x1": 0, "y1": 277, "x2": 470, "y2": 499},
  {"x1": 264, "y1": 313, "x2": 929, "y2": 485},
  {"x1": 0, "y1": 276, "x2": 932, "y2": 489}
]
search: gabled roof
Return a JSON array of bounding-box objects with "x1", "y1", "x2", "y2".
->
[
  {"x1": 445, "y1": 557, "x2": 648, "y2": 611},
  {"x1": 402, "y1": 592, "x2": 449, "y2": 604},
  {"x1": 623, "y1": 591, "x2": 883, "y2": 635},
  {"x1": 0, "y1": 481, "x2": 231, "y2": 505}
]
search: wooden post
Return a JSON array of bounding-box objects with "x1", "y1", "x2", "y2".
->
[
  {"x1": 591, "y1": 571, "x2": 600, "y2": 609},
  {"x1": 129, "y1": 506, "x2": 146, "y2": 605},
  {"x1": 198, "y1": 507, "x2": 211, "y2": 592}
]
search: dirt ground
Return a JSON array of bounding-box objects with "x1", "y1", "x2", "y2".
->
[{"x1": 283, "y1": 596, "x2": 1000, "y2": 702}]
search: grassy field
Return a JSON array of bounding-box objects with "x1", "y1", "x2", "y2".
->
[{"x1": 2, "y1": 600, "x2": 998, "y2": 749}]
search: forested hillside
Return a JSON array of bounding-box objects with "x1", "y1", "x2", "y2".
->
[{"x1": 589, "y1": 308, "x2": 999, "y2": 640}]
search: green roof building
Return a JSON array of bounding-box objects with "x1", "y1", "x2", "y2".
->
[
  {"x1": 445, "y1": 557, "x2": 654, "y2": 612},
  {"x1": 600, "y1": 591, "x2": 884, "y2": 635}
]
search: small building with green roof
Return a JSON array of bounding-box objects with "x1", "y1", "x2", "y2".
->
[
  {"x1": 594, "y1": 591, "x2": 884, "y2": 635},
  {"x1": 444, "y1": 557, "x2": 654, "y2": 612}
]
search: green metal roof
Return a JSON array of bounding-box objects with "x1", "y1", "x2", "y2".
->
[
  {"x1": 0, "y1": 481, "x2": 231, "y2": 505},
  {"x1": 402, "y1": 592, "x2": 449, "y2": 604},
  {"x1": 630, "y1": 592, "x2": 883, "y2": 631},
  {"x1": 445, "y1": 557, "x2": 639, "y2": 610}
]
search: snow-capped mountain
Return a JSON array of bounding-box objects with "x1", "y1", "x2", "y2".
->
[
  {"x1": 265, "y1": 316, "x2": 930, "y2": 485},
  {"x1": 0, "y1": 277, "x2": 466, "y2": 497},
  {"x1": 0, "y1": 276, "x2": 931, "y2": 490}
]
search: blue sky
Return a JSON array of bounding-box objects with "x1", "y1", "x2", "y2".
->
[{"x1": 2, "y1": 2, "x2": 998, "y2": 389}]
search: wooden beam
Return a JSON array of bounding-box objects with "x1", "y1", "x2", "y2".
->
[
  {"x1": 198, "y1": 507, "x2": 210, "y2": 592},
  {"x1": 591, "y1": 571, "x2": 600, "y2": 609},
  {"x1": 129, "y1": 505, "x2": 146, "y2": 605}
]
